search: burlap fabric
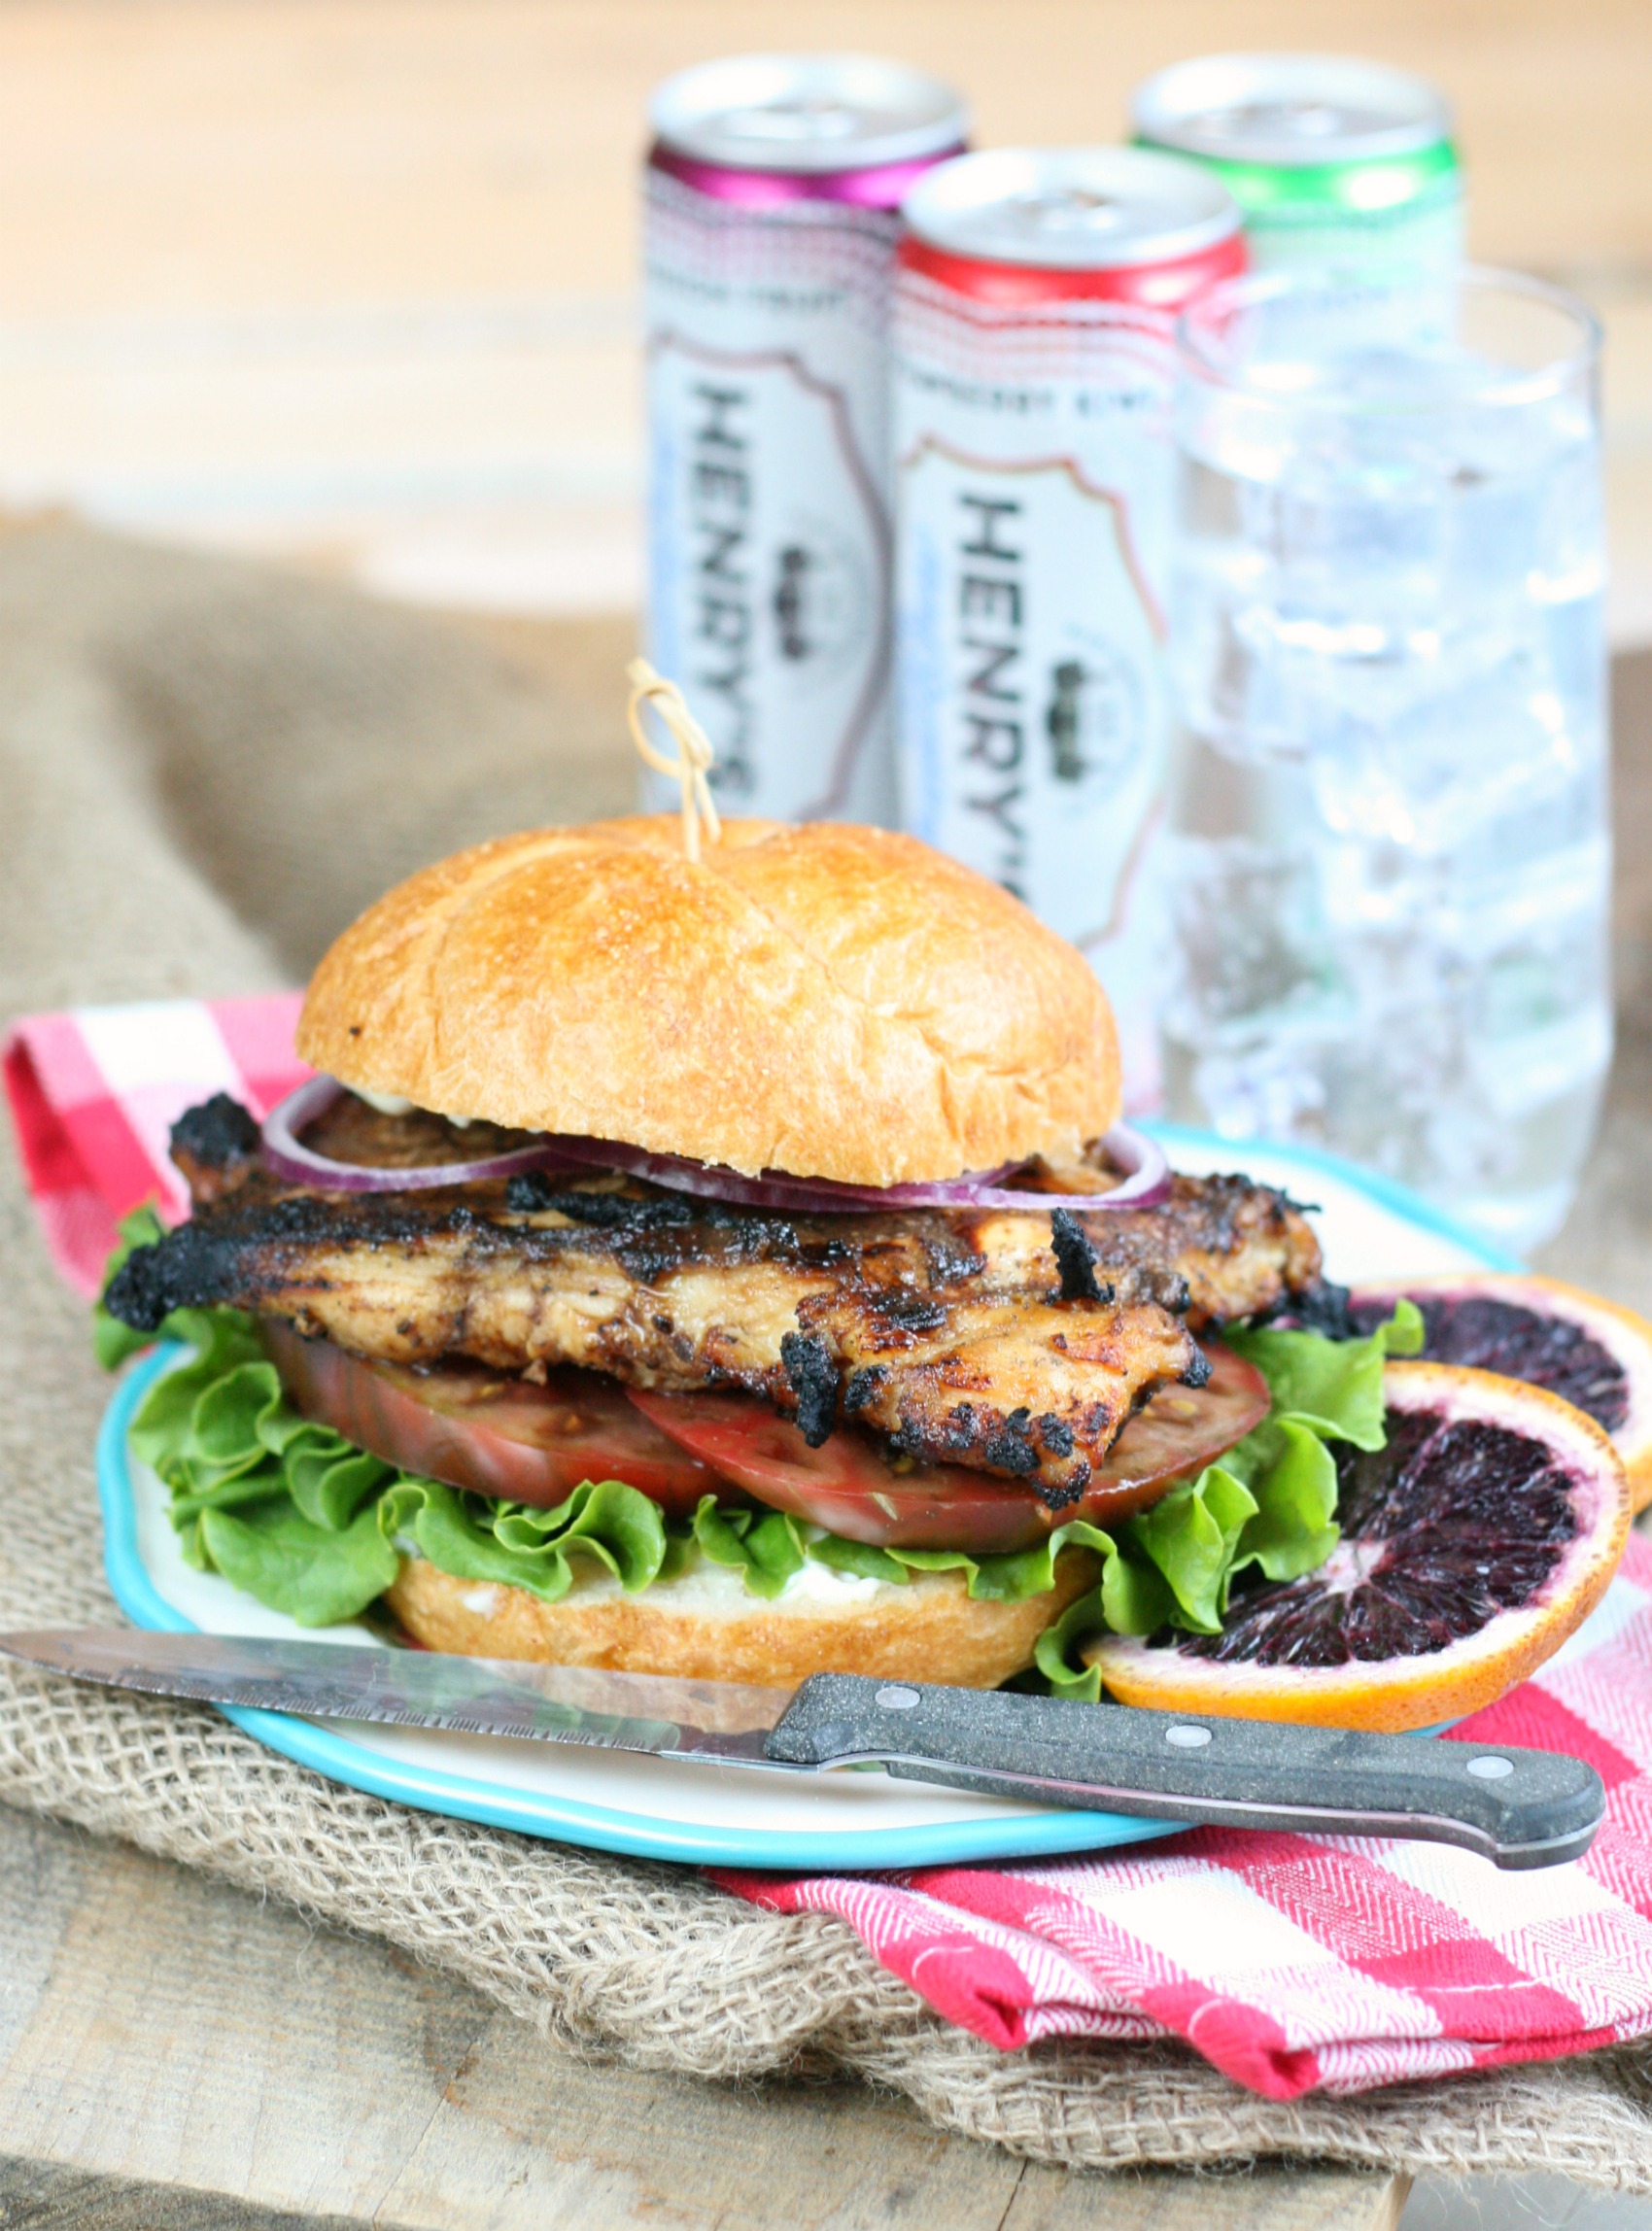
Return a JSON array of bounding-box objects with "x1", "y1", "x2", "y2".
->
[{"x1": 4, "y1": 517, "x2": 1652, "y2": 2185}]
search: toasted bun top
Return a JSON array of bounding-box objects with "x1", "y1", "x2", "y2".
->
[{"x1": 296, "y1": 816, "x2": 1119, "y2": 1185}]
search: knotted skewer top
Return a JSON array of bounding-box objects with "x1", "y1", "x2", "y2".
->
[{"x1": 626, "y1": 658, "x2": 722, "y2": 864}]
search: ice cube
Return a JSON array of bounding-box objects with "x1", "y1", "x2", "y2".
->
[
  {"x1": 1165, "y1": 832, "x2": 1347, "y2": 1039},
  {"x1": 1307, "y1": 632, "x2": 1586, "y2": 852}
]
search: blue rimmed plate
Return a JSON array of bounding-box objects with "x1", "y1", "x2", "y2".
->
[{"x1": 97, "y1": 1130, "x2": 1512, "y2": 1870}]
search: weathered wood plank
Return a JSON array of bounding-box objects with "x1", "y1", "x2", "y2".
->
[
  {"x1": 0, "y1": 0, "x2": 1645, "y2": 635},
  {"x1": 0, "y1": 2154, "x2": 366, "y2": 2231},
  {"x1": 0, "y1": 0, "x2": 1648, "y2": 312},
  {"x1": 0, "y1": 2146, "x2": 1410, "y2": 2231},
  {"x1": 0, "y1": 1806, "x2": 490, "y2": 2218},
  {"x1": 0, "y1": 1803, "x2": 1403, "y2": 2230},
  {"x1": 382, "y1": 2013, "x2": 1408, "y2": 2231}
]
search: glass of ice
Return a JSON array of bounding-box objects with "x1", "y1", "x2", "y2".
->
[{"x1": 1164, "y1": 267, "x2": 1607, "y2": 1255}]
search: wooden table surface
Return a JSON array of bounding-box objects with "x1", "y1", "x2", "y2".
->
[
  {"x1": 0, "y1": 1802, "x2": 1407, "y2": 2231},
  {"x1": 0, "y1": 0, "x2": 1648, "y2": 635}
]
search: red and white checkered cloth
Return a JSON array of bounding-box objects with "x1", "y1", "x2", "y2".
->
[
  {"x1": 2, "y1": 994, "x2": 306, "y2": 1294},
  {"x1": 719, "y1": 1579, "x2": 1652, "y2": 2097},
  {"x1": 9, "y1": 992, "x2": 1652, "y2": 2101}
]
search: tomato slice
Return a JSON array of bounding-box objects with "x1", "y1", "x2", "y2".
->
[
  {"x1": 261, "y1": 1320, "x2": 724, "y2": 1521},
  {"x1": 263, "y1": 1320, "x2": 1269, "y2": 1554},
  {"x1": 627, "y1": 1342, "x2": 1269, "y2": 1554}
]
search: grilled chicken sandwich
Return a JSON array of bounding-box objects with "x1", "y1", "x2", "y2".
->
[{"x1": 103, "y1": 816, "x2": 1339, "y2": 1689}]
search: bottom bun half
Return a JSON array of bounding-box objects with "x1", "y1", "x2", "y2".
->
[{"x1": 385, "y1": 1546, "x2": 1101, "y2": 1691}]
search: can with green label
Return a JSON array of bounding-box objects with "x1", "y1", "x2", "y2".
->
[{"x1": 1131, "y1": 53, "x2": 1462, "y2": 280}]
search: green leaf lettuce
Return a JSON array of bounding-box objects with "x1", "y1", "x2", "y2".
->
[
  {"x1": 101, "y1": 1288, "x2": 1414, "y2": 1653},
  {"x1": 1033, "y1": 1300, "x2": 1421, "y2": 1699}
]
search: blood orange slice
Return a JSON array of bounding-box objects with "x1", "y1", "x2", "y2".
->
[
  {"x1": 1088, "y1": 1361, "x2": 1630, "y2": 1732},
  {"x1": 1349, "y1": 1272, "x2": 1652, "y2": 1513}
]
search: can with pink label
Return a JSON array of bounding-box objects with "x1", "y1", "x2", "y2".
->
[
  {"x1": 643, "y1": 53, "x2": 968, "y2": 824},
  {"x1": 892, "y1": 147, "x2": 1243, "y2": 1103}
]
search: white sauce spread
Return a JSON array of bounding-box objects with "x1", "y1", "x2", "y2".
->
[
  {"x1": 398, "y1": 1547, "x2": 906, "y2": 1612},
  {"x1": 352, "y1": 1084, "x2": 476, "y2": 1126},
  {"x1": 353, "y1": 1086, "x2": 416, "y2": 1117}
]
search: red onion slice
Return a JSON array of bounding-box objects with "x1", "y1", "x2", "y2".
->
[
  {"x1": 261, "y1": 1078, "x2": 1172, "y2": 1214},
  {"x1": 542, "y1": 1125, "x2": 1171, "y2": 1215},
  {"x1": 261, "y1": 1077, "x2": 574, "y2": 1193}
]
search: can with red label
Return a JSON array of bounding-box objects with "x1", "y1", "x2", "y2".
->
[
  {"x1": 644, "y1": 53, "x2": 968, "y2": 824},
  {"x1": 893, "y1": 147, "x2": 1242, "y2": 1104}
]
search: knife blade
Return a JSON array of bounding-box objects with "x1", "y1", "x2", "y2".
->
[{"x1": 0, "y1": 1628, "x2": 1604, "y2": 1869}]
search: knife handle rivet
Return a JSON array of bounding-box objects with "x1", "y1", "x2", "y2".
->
[
  {"x1": 876, "y1": 1685, "x2": 921, "y2": 1711},
  {"x1": 1466, "y1": 1755, "x2": 1515, "y2": 1780},
  {"x1": 1165, "y1": 1724, "x2": 1213, "y2": 1749}
]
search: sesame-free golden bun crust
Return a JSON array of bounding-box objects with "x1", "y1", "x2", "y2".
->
[
  {"x1": 384, "y1": 1549, "x2": 1099, "y2": 1691},
  {"x1": 297, "y1": 816, "x2": 1119, "y2": 1186}
]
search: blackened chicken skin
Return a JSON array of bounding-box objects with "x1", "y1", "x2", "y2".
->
[
  {"x1": 109, "y1": 1094, "x2": 1325, "y2": 1507},
  {"x1": 165, "y1": 1093, "x2": 1324, "y2": 1327}
]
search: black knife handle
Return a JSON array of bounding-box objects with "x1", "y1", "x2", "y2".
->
[{"x1": 766, "y1": 1675, "x2": 1604, "y2": 1870}]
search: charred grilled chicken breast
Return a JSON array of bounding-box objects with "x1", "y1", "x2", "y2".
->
[{"x1": 105, "y1": 1094, "x2": 1326, "y2": 1508}]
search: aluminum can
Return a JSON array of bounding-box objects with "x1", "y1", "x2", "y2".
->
[
  {"x1": 1131, "y1": 53, "x2": 1463, "y2": 281},
  {"x1": 892, "y1": 147, "x2": 1242, "y2": 1103},
  {"x1": 643, "y1": 53, "x2": 968, "y2": 824}
]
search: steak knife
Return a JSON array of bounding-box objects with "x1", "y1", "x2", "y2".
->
[{"x1": 0, "y1": 1628, "x2": 1603, "y2": 1870}]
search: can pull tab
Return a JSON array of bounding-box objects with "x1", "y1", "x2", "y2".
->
[{"x1": 627, "y1": 659, "x2": 722, "y2": 863}]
